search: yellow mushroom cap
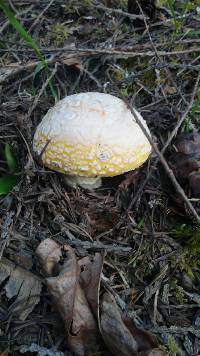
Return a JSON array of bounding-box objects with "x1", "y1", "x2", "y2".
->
[{"x1": 33, "y1": 92, "x2": 151, "y2": 177}]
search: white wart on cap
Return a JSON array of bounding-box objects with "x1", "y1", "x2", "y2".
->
[{"x1": 33, "y1": 92, "x2": 152, "y2": 189}]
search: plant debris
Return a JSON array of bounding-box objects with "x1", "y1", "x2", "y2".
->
[
  {"x1": 19, "y1": 343, "x2": 65, "y2": 356},
  {"x1": 168, "y1": 132, "x2": 200, "y2": 213},
  {"x1": 128, "y1": 0, "x2": 156, "y2": 21},
  {"x1": 37, "y1": 238, "x2": 166, "y2": 356},
  {"x1": 0, "y1": 257, "x2": 42, "y2": 320}
]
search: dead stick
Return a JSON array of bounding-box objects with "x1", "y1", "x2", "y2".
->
[
  {"x1": 161, "y1": 71, "x2": 200, "y2": 153},
  {"x1": 27, "y1": 62, "x2": 58, "y2": 118},
  {"x1": 128, "y1": 72, "x2": 200, "y2": 211},
  {"x1": 2, "y1": 46, "x2": 200, "y2": 58},
  {"x1": 126, "y1": 102, "x2": 200, "y2": 225}
]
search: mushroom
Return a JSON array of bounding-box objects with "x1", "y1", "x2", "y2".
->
[{"x1": 33, "y1": 92, "x2": 151, "y2": 189}]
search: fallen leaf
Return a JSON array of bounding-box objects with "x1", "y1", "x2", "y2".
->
[
  {"x1": 175, "y1": 133, "x2": 200, "y2": 155},
  {"x1": 167, "y1": 132, "x2": 200, "y2": 213},
  {"x1": 100, "y1": 292, "x2": 161, "y2": 355},
  {"x1": 0, "y1": 257, "x2": 42, "y2": 320},
  {"x1": 189, "y1": 171, "x2": 200, "y2": 198},
  {"x1": 0, "y1": 350, "x2": 9, "y2": 356},
  {"x1": 123, "y1": 314, "x2": 158, "y2": 352},
  {"x1": 36, "y1": 239, "x2": 101, "y2": 356},
  {"x1": 163, "y1": 85, "x2": 177, "y2": 95},
  {"x1": 36, "y1": 239, "x2": 166, "y2": 356},
  {"x1": 100, "y1": 291, "x2": 138, "y2": 355},
  {"x1": 19, "y1": 343, "x2": 64, "y2": 355},
  {"x1": 60, "y1": 54, "x2": 82, "y2": 69},
  {"x1": 118, "y1": 170, "x2": 139, "y2": 190},
  {"x1": 36, "y1": 238, "x2": 62, "y2": 276},
  {"x1": 79, "y1": 252, "x2": 104, "y2": 320},
  {"x1": 84, "y1": 206, "x2": 119, "y2": 234}
]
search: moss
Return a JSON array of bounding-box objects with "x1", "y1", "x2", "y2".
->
[
  {"x1": 166, "y1": 335, "x2": 182, "y2": 356},
  {"x1": 46, "y1": 23, "x2": 70, "y2": 45},
  {"x1": 169, "y1": 250, "x2": 197, "y2": 280},
  {"x1": 173, "y1": 224, "x2": 200, "y2": 254},
  {"x1": 171, "y1": 279, "x2": 187, "y2": 303}
]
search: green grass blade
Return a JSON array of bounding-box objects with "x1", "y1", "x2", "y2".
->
[
  {"x1": 0, "y1": 0, "x2": 58, "y2": 99},
  {"x1": 0, "y1": 0, "x2": 43, "y2": 61},
  {"x1": 0, "y1": 175, "x2": 17, "y2": 195},
  {"x1": 4, "y1": 144, "x2": 17, "y2": 173},
  {"x1": 33, "y1": 62, "x2": 45, "y2": 80}
]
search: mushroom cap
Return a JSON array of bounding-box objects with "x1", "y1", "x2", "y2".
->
[{"x1": 33, "y1": 92, "x2": 151, "y2": 177}]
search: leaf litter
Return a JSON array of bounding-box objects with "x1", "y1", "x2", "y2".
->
[
  {"x1": 0, "y1": 257, "x2": 41, "y2": 321},
  {"x1": 36, "y1": 238, "x2": 166, "y2": 356}
]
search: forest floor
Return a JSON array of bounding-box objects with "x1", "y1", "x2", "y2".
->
[{"x1": 1, "y1": 1, "x2": 200, "y2": 355}]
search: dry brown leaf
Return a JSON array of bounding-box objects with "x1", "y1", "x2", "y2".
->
[
  {"x1": 167, "y1": 133, "x2": 200, "y2": 213},
  {"x1": 100, "y1": 292, "x2": 138, "y2": 355},
  {"x1": 163, "y1": 85, "x2": 177, "y2": 95},
  {"x1": 0, "y1": 257, "x2": 41, "y2": 320},
  {"x1": 60, "y1": 54, "x2": 82, "y2": 69},
  {"x1": 36, "y1": 238, "x2": 62, "y2": 276},
  {"x1": 0, "y1": 348, "x2": 9, "y2": 356},
  {"x1": 36, "y1": 239, "x2": 101, "y2": 356},
  {"x1": 118, "y1": 170, "x2": 139, "y2": 190},
  {"x1": 67, "y1": 286, "x2": 99, "y2": 356},
  {"x1": 123, "y1": 314, "x2": 158, "y2": 352},
  {"x1": 83, "y1": 205, "x2": 120, "y2": 234},
  {"x1": 189, "y1": 171, "x2": 200, "y2": 197},
  {"x1": 37, "y1": 239, "x2": 165, "y2": 356},
  {"x1": 100, "y1": 292, "x2": 161, "y2": 356},
  {"x1": 79, "y1": 253, "x2": 104, "y2": 320}
]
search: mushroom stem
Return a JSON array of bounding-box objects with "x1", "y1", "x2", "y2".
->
[{"x1": 64, "y1": 175, "x2": 102, "y2": 190}]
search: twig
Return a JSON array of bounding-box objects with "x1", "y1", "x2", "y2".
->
[
  {"x1": 125, "y1": 101, "x2": 200, "y2": 224},
  {"x1": 0, "y1": 212, "x2": 15, "y2": 260},
  {"x1": 38, "y1": 139, "x2": 52, "y2": 161},
  {"x1": 128, "y1": 71, "x2": 200, "y2": 212},
  {"x1": 2, "y1": 38, "x2": 200, "y2": 50},
  {"x1": 151, "y1": 325, "x2": 200, "y2": 337},
  {"x1": 91, "y1": 3, "x2": 147, "y2": 20},
  {"x1": 161, "y1": 71, "x2": 200, "y2": 153},
  {"x1": 178, "y1": 54, "x2": 200, "y2": 76},
  {"x1": 1, "y1": 46, "x2": 200, "y2": 58},
  {"x1": 136, "y1": 1, "x2": 170, "y2": 105},
  {"x1": 0, "y1": 56, "x2": 56, "y2": 84},
  {"x1": 145, "y1": 12, "x2": 192, "y2": 29},
  {"x1": 11, "y1": 0, "x2": 146, "y2": 20},
  {"x1": 153, "y1": 289, "x2": 159, "y2": 325},
  {"x1": 55, "y1": 234, "x2": 132, "y2": 255},
  {"x1": 38, "y1": 46, "x2": 200, "y2": 57},
  {"x1": 17, "y1": 128, "x2": 35, "y2": 170},
  {"x1": 28, "y1": 0, "x2": 55, "y2": 33},
  {"x1": 136, "y1": 1, "x2": 159, "y2": 57},
  {"x1": 27, "y1": 62, "x2": 58, "y2": 118},
  {"x1": 0, "y1": 5, "x2": 34, "y2": 33}
]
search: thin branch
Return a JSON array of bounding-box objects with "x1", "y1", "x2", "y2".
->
[
  {"x1": 128, "y1": 71, "x2": 200, "y2": 212},
  {"x1": 1, "y1": 46, "x2": 200, "y2": 58},
  {"x1": 28, "y1": 0, "x2": 55, "y2": 33},
  {"x1": 91, "y1": 3, "x2": 147, "y2": 20},
  {"x1": 161, "y1": 71, "x2": 200, "y2": 153},
  {"x1": 27, "y1": 62, "x2": 58, "y2": 118},
  {"x1": 125, "y1": 100, "x2": 200, "y2": 225}
]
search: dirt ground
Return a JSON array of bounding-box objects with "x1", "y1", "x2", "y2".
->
[{"x1": 1, "y1": 1, "x2": 200, "y2": 355}]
